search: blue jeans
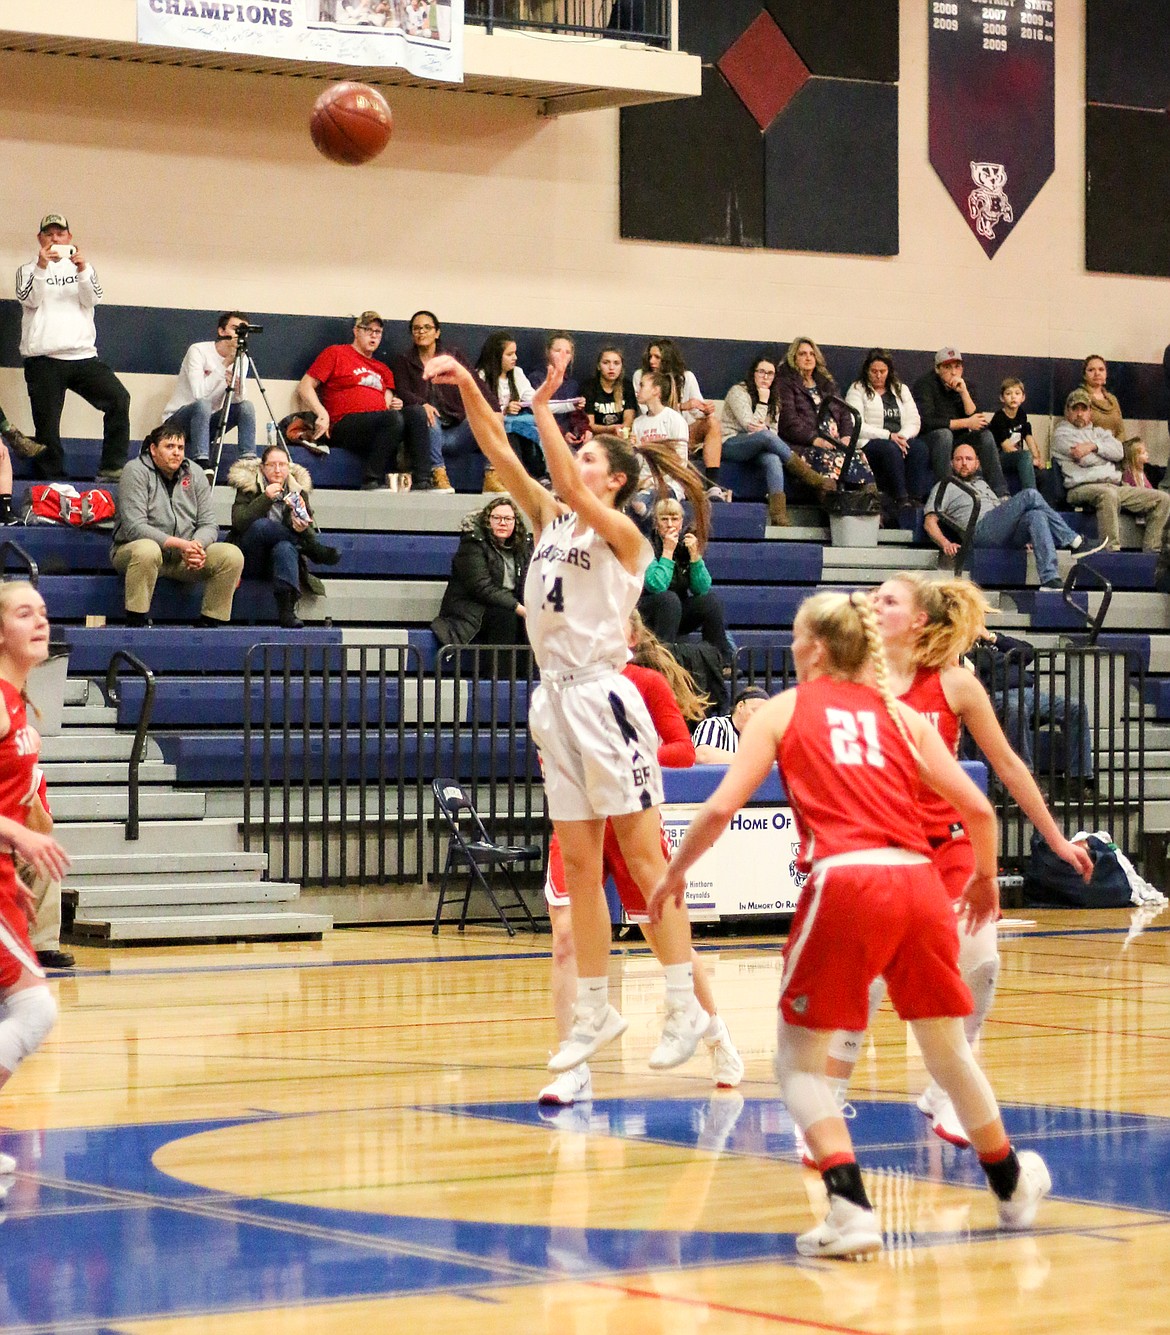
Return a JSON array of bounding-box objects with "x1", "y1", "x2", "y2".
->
[
  {"x1": 1000, "y1": 447, "x2": 1037, "y2": 491},
  {"x1": 169, "y1": 398, "x2": 256, "y2": 465},
  {"x1": 238, "y1": 518, "x2": 299, "y2": 593},
  {"x1": 995, "y1": 686, "x2": 1092, "y2": 779},
  {"x1": 922, "y1": 427, "x2": 1007, "y2": 494},
  {"x1": 974, "y1": 488, "x2": 1078, "y2": 584},
  {"x1": 429, "y1": 417, "x2": 477, "y2": 470},
  {"x1": 721, "y1": 429, "x2": 792, "y2": 494}
]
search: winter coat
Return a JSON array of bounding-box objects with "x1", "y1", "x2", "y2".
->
[
  {"x1": 226, "y1": 455, "x2": 326, "y2": 596},
  {"x1": 431, "y1": 505, "x2": 534, "y2": 646}
]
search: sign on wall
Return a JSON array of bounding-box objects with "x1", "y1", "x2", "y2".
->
[
  {"x1": 662, "y1": 803, "x2": 805, "y2": 919},
  {"x1": 137, "y1": 0, "x2": 463, "y2": 84},
  {"x1": 928, "y1": 0, "x2": 1054, "y2": 258}
]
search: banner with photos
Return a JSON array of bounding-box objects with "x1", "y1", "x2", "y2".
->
[
  {"x1": 137, "y1": 0, "x2": 463, "y2": 84},
  {"x1": 928, "y1": 0, "x2": 1054, "y2": 258}
]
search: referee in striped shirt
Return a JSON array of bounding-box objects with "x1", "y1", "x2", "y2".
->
[{"x1": 692, "y1": 686, "x2": 770, "y2": 764}]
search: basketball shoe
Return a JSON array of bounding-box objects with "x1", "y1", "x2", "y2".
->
[
  {"x1": 649, "y1": 996, "x2": 709, "y2": 1070},
  {"x1": 538, "y1": 1062, "x2": 592, "y2": 1106},
  {"x1": 996, "y1": 1150, "x2": 1051, "y2": 1230},
  {"x1": 796, "y1": 1195, "x2": 883, "y2": 1259},
  {"x1": 704, "y1": 1015, "x2": 744, "y2": 1087},
  {"x1": 547, "y1": 1003, "x2": 627, "y2": 1072}
]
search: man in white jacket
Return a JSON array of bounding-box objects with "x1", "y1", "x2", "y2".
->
[
  {"x1": 163, "y1": 312, "x2": 257, "y2": 475},
  {"x1": 16, "y1": 213, "x2": 131, "y2": 481}
]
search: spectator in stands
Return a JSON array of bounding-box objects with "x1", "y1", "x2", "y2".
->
[
  {"x1": 912, "y1": 347, "x2": 1008, "y2": 495},
  {"x1": 1080, "y1": 355, "x2": 1126, "y2": 440},
  {"x1": 392, "y1": 310, "x2": 498, "y2": 492},
  {"x1": 298, "y1": 311, "x2": 431, "y2": 492},
  {"x1": 989, "y1": 376, "x2": 1047, "y2": 494},
  {"x1": 692, "y1": 686, "x2": 770, "y2": 764},
  {"x1": 721, "y1": 353, "x2": 825, "y2": 527},
  {"x1": 1052, "y1": 389, "x2": 1170, "y2": 553},
  {"x1": 776, "y1": 336, "x2": 876, "y2": 496},
  {"x1": 530, "y1": 332, "x2": 589, "y2": 445},
  {"x1": 924, "y1": 442, "x2": 1104, "y2": 590},
  {"x1": 0, "y1": 402, "x2": 45, "y2": 463},
  {"x1": 638, "y1": 497, "x2": 729, "y2": 667},
  {"x1": 228, "y1": 443, "x2": 340, "y2": 629},
  {"x1": 634, "y1": 339, "x2": 728, "y2": 501},
  {"x1": 845, "y1": 348, "x2": 930, "y2": 519},
  {"x1": 581, "y1": 345, "x2": 636, "y2": 439},
  {"x1": 111, "y1": 422, "x2": 244, "y2": 627},
  {"x1": 633, "y1": 372, "x2": 690, "y2": 461},
  {"x1": 1123, "y1": 438, "x2": 1155, "y2": 489},
  {"x1": 475, "y1": 331, "x2": 543, "y2": 478},
  {"x1": 16, "y1": 213, "x2": 131, "y2": 482},
  {"x1": 163, "y1": 312, "x2": 258, "y2": 477},
  {"x1": 431, "y1": 496, "x2": 533, "y2": 646}
]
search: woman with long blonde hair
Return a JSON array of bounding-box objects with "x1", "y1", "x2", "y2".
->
[
  {"x1": 0, "y1": 582, "x2": 72, "y2": 1192},
  {"x1": 649, "y1": 590, "x2": 1051, "y2": 1259}
]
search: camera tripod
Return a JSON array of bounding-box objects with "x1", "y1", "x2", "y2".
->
[{"x1": 209, "y1": 322, "x2": 289, "y2": 483}]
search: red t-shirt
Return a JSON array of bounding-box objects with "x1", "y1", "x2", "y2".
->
[
  {"x1": 900, "y1": 667, "x2": 964, "y2": 840},
  {"x1": 0, "y1": 680, "x2": 39, "y2": 829},
  {"x1": 622, "y1": 662, "x2": 695, "y2": 769},
  {"x1": 306, "y1": 344, "x2": 394, "y2": 424},
  {"x1": 778, "y1": 675, "x2": 931, "y2": 867}
]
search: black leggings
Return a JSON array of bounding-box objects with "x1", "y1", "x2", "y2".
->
[{"x1": 638, "y1": 589, "x2": 728, "y2": 662}]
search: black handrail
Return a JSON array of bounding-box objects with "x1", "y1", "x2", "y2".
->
[
  {"x1": 467, "y1": 0, "x2": 671, "y2": 46},
  {"x1": 105, "y1": 651, "x2": 156, "y2": 841},
  {"x1": 0, "y1": 539, "x2": 39, "y2": 586},
  {"x1": 932, "y1": 476, "x2": 982, "y2": 577},
  {"x1": 1062, "y1": 559, "x2": 1113, "y2": 647}
]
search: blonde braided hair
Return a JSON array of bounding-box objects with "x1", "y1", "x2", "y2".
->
[{"x1": 795, "y1": 590, "x2": 920, "y2": 761}]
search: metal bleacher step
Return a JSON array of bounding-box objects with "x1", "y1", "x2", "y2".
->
[
  {"x1": 64, "y1": 678, "x2": 91, "y2": 706},
  {"x1": 59, "y1": 817, "x2": 246, "y2": 856},
  {"x1": 65, "y1": 849, "x2": 270, "y2": 880},
  {"x1": 62, "y1": 702, "x2": 117, "y2": 727},
  {"x1": 41, "y1": 762, "x2": 177, "y2": 785},
  {"x1": 69, "y1": 910, "x2": 332, "y2": 943},
  {"x1": 51, "y1": 788, "x2": 207, "y2": 823},
  {"x1": 41, "y1": 731, "x2": 165, "y2": 764},
  {"x1": 823, "y1": 548, "x2": 939, "y2": 572},
  {"x1": 69, "y1": 880, "x2": 301, "y2": 911}
]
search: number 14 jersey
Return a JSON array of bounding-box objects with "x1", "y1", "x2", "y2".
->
[
  {"x1": 523, "y1": 511, "x2": 650, "y2": 674},
  {"x1": 778, "y1": 676, "x2": 933, "y2": 866}
]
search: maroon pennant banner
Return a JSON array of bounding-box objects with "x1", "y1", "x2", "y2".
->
[{"x1": 929, "y1": 1, "x2": 1055, "y2": 258}]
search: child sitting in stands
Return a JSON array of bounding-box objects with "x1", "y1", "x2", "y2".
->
[
  {"x1": 1122, "y1": 437, "x2": 1155, "y2": 489},
  {"x1": 989, "y1": 377, "x2": 1047, "y2": 493}
]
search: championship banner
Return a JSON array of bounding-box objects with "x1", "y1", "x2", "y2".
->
[
  {"x1": 928, "y1": 0, "x2": 1054, "y2": 258},
  {"x1": 138, "y1": 0, "x2": 464, "y2": 84}
]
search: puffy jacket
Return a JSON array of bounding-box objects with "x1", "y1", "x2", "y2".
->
[{"x1": 431, "y1": 504, "x2": 534, "y2": 645}]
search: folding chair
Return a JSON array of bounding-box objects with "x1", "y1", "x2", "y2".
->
[{"x1": 431, "y1": 779, "x2": 542, "y2": 936}]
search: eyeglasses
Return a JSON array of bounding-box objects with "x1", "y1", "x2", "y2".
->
[{"x1": 411, "y1": 322, "x2": 436, "y2": 333}]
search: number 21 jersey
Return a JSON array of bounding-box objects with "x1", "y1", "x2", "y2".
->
[
  {"x1": 778, "y1": 676, "x2": 932, "y2": 865},
  {"x1": 523, "y1": 511, "x2": 650, "y2": 674}
]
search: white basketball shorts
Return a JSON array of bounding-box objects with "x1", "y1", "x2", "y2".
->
[{"x1": 529, "y1": 669, "x2": 664, "y2": 823}]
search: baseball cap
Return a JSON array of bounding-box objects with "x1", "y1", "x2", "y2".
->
[
  {"x1": 39, "y1": 213, "x2": 69, "y2": 232},
  {"x1": 356, "y1": 310, "x2": 384, "y2": 328},
  {"x1": 1065, "y1": 388, "x2": 1092, "y2": 410},
  {"x1": 934, "y1": 347, "x2": 962, "y2": 367}
]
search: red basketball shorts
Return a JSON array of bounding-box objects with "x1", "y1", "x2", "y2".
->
[
  {"x1": 544, "y1": 819, "x2": 670, "y2": 923},
  {"x1": 780, "y1": 855, "x2": 973, "y2": 1031},
  {"x1": 0, "y1": 867, "x2": 42, "y2": 990}
]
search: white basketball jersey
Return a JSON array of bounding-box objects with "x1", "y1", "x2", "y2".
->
[{"x1": 524, "y1": 511, "x2": 650, "y2": 674}]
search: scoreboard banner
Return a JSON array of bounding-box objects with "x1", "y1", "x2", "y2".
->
[
  {"x1": 137, "y1": 0, "x2": 464, "y2": 84},
  {"x1": 928, "y1": 0, "x2": 1054, "y2": 258}
]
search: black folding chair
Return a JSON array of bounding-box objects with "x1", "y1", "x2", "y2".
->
[{"x1": 431, "y1": 779, "x2": 542, "y2": 936}]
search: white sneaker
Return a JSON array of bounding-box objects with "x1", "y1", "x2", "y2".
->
[
  {"x1": 1070, "y1": 535, "x2": 1109, "y2": 560},
  {"x1": 648, "y1": 997, "x2": 710, "y2": 1070},
  {"x1": 0, "y1": 1152, "x2": 13, "y2": 1175},
  {"x1": 704, "y1": 1015, "x2": 745, "y2": 1088},
  {"x1": 930, "y1": 1091, "x2": 971, "y2": 1148},
  {"x1": 538, "y1": 1062, "x2": 592, "y2": 1106},
  {"x1": 302, "y1": 440, "x2": 331, "y2": 457},
  {"x1": 797, "y1": 1195, "x2": 883, "y2": 1259},
  {"x1": 997, "y1": 1150, "x2": 1051, "y2": 1230},
  {"x1": 916, "y1": 1080, "x2": 944, "y2": 1119},
  {"x1": 547, "y1": 1003, "x2": 627, "y2": 1072}
]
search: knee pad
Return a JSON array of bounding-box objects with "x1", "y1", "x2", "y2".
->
[
  {"x1": 0, "y1": 986, "x2": 58, "y2": 1073},
  {"x1": 827, "y1": 1028, "x2": 867, "y2": 1066},
  {"x1": 774, "y1": 1019, "x2": 840, "y2": 1131},
  {"x1": 962, "y1": 958, "x2": 1000, "y2": 1046}
]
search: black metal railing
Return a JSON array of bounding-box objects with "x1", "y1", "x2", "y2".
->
[
  {"x1": 0, "y1": 539, "x2": 39, "y2": 586},
  {"x1": 734, "y1": 642, "x2": 1146, "y2": 877},
  {"x1": 105, "y1": 651, "x2": 156, "y2": 841},
  {"x1": 243, "y1": 642, "x2": 426, "y2": 888},
  {"x1": 466, "y1": 0, "x2": 671, "y2": 46},
  {"x1": 1061, "y1": 561, "x2": 1113, "y2": 646}
]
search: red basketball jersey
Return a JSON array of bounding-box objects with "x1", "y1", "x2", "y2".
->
[
  {"x1": 778, "y1": 675, "x2": 932, "y2": 867},
  {"x1": 0, "y1": 679, "x2": 40, "y2": 827},
  {"x1": 900, "y1": 667, "x2": 964, "y2": 840}
]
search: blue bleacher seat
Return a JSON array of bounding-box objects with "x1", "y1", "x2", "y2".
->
[{"x1": 704, "y1": 541, "x2": 822, "y2": 584}]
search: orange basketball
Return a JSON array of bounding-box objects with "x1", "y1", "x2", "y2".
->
[{"x1": 310, "y1": 82, "x2": 393, "y2": 166}]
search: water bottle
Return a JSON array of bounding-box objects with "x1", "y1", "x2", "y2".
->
[{"x1": 267, "y1": 421, "x2": 277, "y2": 451}]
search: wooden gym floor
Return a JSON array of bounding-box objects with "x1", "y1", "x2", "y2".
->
[{"x1": 1, "y1": 909, "x2": 1168, "y2": 1334}]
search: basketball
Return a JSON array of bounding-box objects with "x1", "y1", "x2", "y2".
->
[{"x1": 310, "y1": 82, "x2": 393, "y2": 166}]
